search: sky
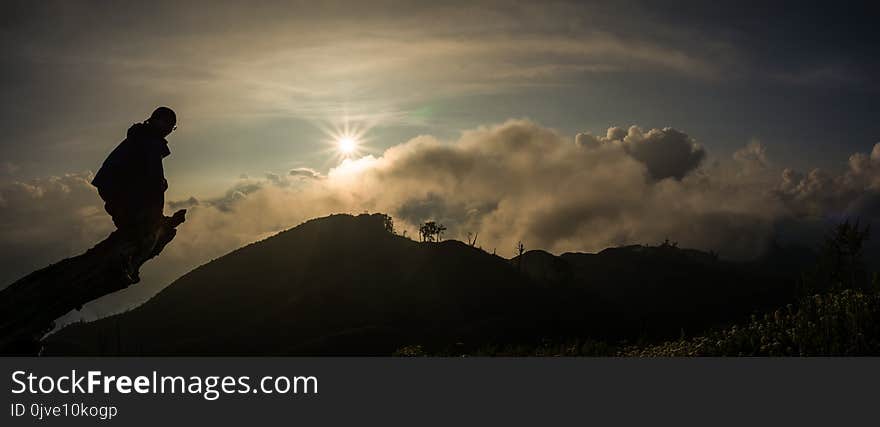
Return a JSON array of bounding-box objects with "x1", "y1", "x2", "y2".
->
[{"x1": 1, "y1": 1, "x2": 879, "y2": 320}]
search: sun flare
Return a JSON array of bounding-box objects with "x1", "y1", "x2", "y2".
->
[
  {"x1": 338, "y1": 136, "x2": 357, "y2": 155},
  {"x1": 319, "y1": 117, "x2": 373, "y2": 164}
]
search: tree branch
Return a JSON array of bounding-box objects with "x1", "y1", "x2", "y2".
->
[{"x1": 0, "y1": 209, "x2": 186, "y2": 355}]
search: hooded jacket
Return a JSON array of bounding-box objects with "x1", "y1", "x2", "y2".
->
[{"x1": 92, "y1": 123, "x2": 170, "y2": 204}]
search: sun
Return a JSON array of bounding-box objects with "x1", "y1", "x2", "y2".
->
[
  {"x1": 317, "y1": 115, "x2": 373, "y2": 164},
  {"x1": 338, "y1": 136, "x2": 357, "y2": 155}
]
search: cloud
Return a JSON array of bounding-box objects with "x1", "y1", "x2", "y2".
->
[
  {"x1": 168, "y1": 196, "x2": 199, "y2": 210},
  {"x1": 576, "y1": 126, "x2": 706, "y2": 180},
  {"x1": 2, "y1": 1, "x2": 735, "y2": 149},
  {"x1": 289, "y1": 167, "x2": 323, "y2": 180},
  {"x1": 265, "y1": 172, "x2": 289, "y2": 188},
  {"x1": 776, "y1": 142, "x2": 880, "y2": 218},
  {"x1": 733, "y1": 141, "x2": 769, "y2": 170},
  {"x1": 848, "y1": 142, "x2": 880, "y2": 190},
  {"x1": 0, "y1": 172, "x2": 112, "y2": 286},
  {"x1": 169, "y1": 121, "x2": 772, "y2": 264},
  {"x1": 4, "y1": 121, "x2": 879, "y2": 323},
  {"x1": 168, "y1": 122, "x2": 876, "y2": 268}
]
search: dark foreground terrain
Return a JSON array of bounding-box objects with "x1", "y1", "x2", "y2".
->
[{"x1": 44, "y1": 213, "x2": 875, "y2": 355}]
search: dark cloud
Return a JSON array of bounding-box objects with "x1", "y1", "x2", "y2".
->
[
  {"x1": 265, "y1": 172, "x2": 289, "y2": 188},
  {"x1": 168, "y1": 196, "x2": 199, "y2": 210},
  {"x1": 289, "y1": 167, "x2": 323, "y2": 179},
  {"x1": 577, "y1": 126, "x2": 706, "y2": 180}
]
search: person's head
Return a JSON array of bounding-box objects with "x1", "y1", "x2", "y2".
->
[{"x1": 147, "y1": 106, "x2": 177, "y2": 137}]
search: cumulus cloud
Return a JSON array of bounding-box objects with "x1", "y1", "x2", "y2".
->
[
  {"x1": 4, "y1": 122, "x2": 879, "y2": 322},
  {"x1": 848, "y1": 143, "x2": 880, "y2": 190},
  {"x1": 166, "y1": 124, "x2": 877, "y2": 269},
  {"x1": 576, "y1": 126, "x2": 706, "y2": 180},
  {"x1": 776, "y1": 142, "x2": 880, "y2": 218},
  {"x1": 170, "y1": 121, "x2": 772, "y2": 264}
]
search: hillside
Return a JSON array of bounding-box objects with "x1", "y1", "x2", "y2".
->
[
  {"x1": 513, "y1": 243, "x2": 810, "y2": 341},
  {"x1": 45, "y1": 213, "x2": 814, "y2": 355},
  {"x1": 45, "y1": 214, "x2": 539, "y2": 355}
]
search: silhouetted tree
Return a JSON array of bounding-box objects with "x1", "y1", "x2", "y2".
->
[
  {"x1": 419, "y1": 222, "x2": 434, "y2": 242},
  {"x1": 419, "y1": 221, "x2": 446, "y2": 242},
  {"x1": 818, "y1": 219, "x2": 871, "y2": 291},
  {"x1": 467, "y1": 232, "x2": 479, "y2": 247},
  {"x1": 661, "y1": 238, "x2": 678, "y2": 249},
  {"x1": 800, "y1": 219, "x2": 872, "y2": 296},
  {"x1": 381, "y1": 214, "x2": 394, "y2": 234},
  {"x1": 516, "y1": 241, "x2": 525, "y2": 271}
]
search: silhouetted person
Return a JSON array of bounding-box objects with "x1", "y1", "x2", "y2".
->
[{"x1": 92, "y1": 107, "x2": 177, "y2": 282}]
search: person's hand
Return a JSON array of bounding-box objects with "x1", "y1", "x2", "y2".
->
[{"x1": 168, "y1": 209, "x2": 187, "y2": 226}]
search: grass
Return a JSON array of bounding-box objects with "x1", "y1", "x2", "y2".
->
[{"x1": 395, "y1": 286, "x2": 880, "y2": 357}]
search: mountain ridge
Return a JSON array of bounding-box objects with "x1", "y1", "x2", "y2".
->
[{"x1": 44, "y1": 213, "x2": 814, "y2": 355}]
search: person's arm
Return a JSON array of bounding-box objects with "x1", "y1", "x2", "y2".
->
[{"x1": 142, "y1": 140, "x2": 168, "y2": 194}]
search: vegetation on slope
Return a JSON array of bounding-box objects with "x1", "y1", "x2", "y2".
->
[
  {"x1": 396, "y1": 220, "x2": 880, "y2": 356},
  {"x1": 396, "y1": 284, "x2": 880, "y2": 356},
  {"x1": 622, "y1": 286, "x2": 880, "y2": 356}
]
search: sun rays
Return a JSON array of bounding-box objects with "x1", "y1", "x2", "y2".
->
[{"x1": 315, "y1": 115, "x2": 375, "y2": 164}]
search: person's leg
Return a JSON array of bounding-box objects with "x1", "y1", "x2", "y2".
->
[
  {"x1": 103, "y1": 191, "x2": 166, "y2": 283},
  {"x1": 132, "y1": 209, "x2": 162, "y2": 259},
  {"x1": 103, "y1": 197, "x2": 143, "y2": 282},
  {"x1": 124, "y1": 202, "x2": 166, "y2": 281}
]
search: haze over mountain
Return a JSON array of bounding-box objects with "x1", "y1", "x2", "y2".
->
[{"x1": 45, "y1": 213, "x2": 817, "y2": 355}]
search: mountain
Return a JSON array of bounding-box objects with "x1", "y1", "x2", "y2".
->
[
  {"x1": 514, "y1": 243, "x2": 811, "y2": 340},
  {"x1": 45, "y1": 214, "x2": 538, "y2": 355},
  {"x1": 44, "y1": 213, "x2": 815, "y2": 355}
]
